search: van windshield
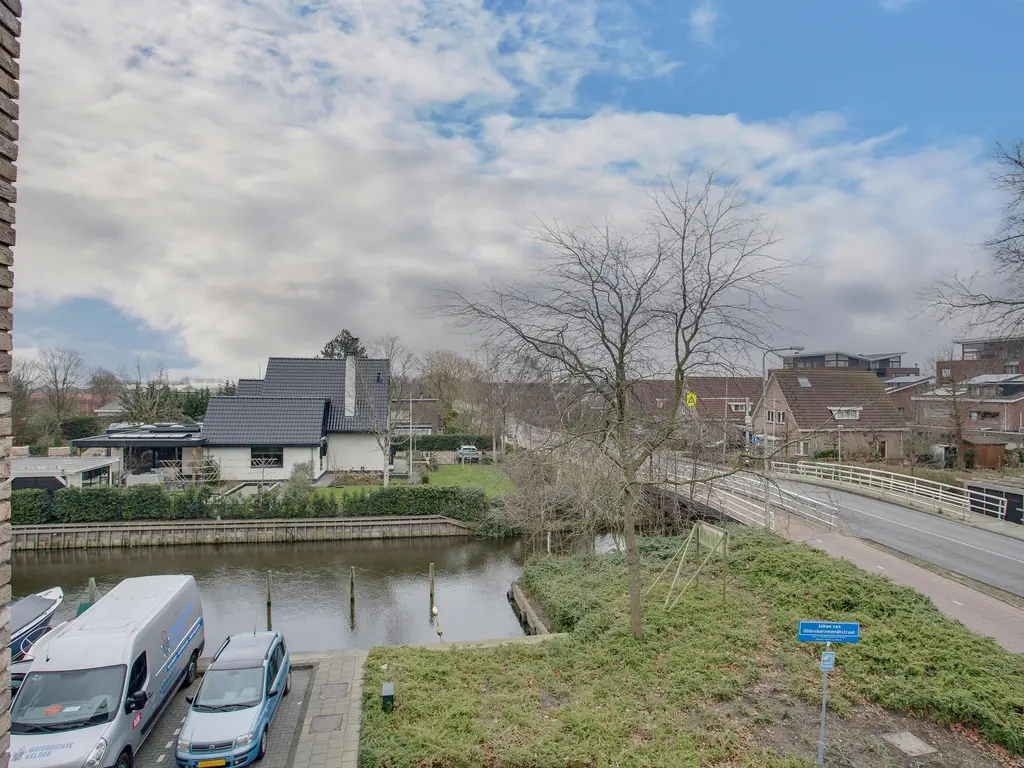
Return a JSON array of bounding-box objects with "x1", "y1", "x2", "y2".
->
[
  {"x1": 12, "y1": 665, "x2": 127, "y2": 734},
  {"x1": 193, "y1": 667, "x2": 264, "y2": 711}
]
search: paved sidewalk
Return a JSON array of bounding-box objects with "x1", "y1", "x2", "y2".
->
[
  {"x1": 778, "y1": 514, "x2": 1024, "y2": 653},
  {"x1": 290, "y1": 650, "x2": 369, "y2": 768}
]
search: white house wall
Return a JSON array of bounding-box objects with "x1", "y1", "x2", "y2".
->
[
  {"x1": 328, "y1": 434, "x2": 384, "y2": 472},
  {"x1": 207, "y1": 446, "x2": 324, "y2": 482}
]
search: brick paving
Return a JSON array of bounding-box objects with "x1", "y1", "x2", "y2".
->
[
  {"x1": 136, "y1": 668, "x2": 314, "y2": 768},
  {"x1": 290, "y1": 650, "x2": 368, "y2": 768}
]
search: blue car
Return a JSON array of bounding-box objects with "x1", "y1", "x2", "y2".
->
[{"x1": 176, "y1": 631, "x2": 291, "y2": 768}]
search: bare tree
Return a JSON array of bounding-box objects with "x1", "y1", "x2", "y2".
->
[
  {"x1": 365, "y1": 333, "x2": 419, "y2": 486},
  {"x1": 925, "y1": 141, "x2": 1024, "y2": 334},
  {"x1": 441, "y1": 170, "x2": 788, "y2": 639},
  {"x1": 34, "y1": 348, "x2": 85, "y2": 440},
  {"x1": 88, "y1": 367, "x2": 123, "y2": 406},
  {"x1": 421, "y1": 349, "x2": 475, "y2": 429},
  {"x1": 12, "y1": 356, "x2": 38, "y2": 443},
  {"x1": 118, "y1": 363, "x2": 184, "y2": 424}
]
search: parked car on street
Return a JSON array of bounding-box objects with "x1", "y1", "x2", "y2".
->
[
  {"x1": 176, "y1": 631, "x2": 291, "y2": 768},
  {"x1": 455, "y1": 445, "x2": 481, "y2": 462}
]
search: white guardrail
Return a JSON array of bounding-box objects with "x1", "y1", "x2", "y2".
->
[
  {"x1": 772, "y1": 461, "x2": 1007, "y2": 521},
  {"x1": 660, "y1": 459, "x2": 839, "y2": 531}
]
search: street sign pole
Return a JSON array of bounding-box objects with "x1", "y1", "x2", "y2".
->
[{"x1": 817, "y1": 642, "x2": 833, "y2": 766}]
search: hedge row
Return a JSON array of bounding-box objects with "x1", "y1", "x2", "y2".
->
[
  {"x1": 392, "y1": 434, "x2": 493, "y2": 451},
  {"x1": 12, "y1": 485, "x2": 493, "y2": 527}
]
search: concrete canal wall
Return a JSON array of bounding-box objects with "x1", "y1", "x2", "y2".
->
[
  {"x1": 11, "y1": 514, "x2": 474, "y2": 550},
  {"x1": 507, "y1": 581, "x2": 550, "y2": 635}
]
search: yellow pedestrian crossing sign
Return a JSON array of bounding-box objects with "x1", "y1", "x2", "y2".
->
[{"x1": 685, "y1": 392, "x2": 698, "y2": 407}]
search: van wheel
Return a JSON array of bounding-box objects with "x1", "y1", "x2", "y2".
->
[
  {"x1": 183, "y1": 652, "x2": 199, "y2": 688},
  {"x1": 284, "y1": 671, "x2": 291, "y2": 696},
  {"x1": 115, "y1": 749, "x2": 133, "y2": 768},
  {"x1": 256, "y1": 728, "x2": 268, "y2": 761}
]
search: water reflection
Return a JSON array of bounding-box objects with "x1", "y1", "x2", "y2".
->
[{"x1": 12, "y1": 537, "x2": 527, "y2": 652}]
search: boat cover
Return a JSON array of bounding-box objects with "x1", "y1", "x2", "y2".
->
[{"x1": 11, "y1": 594, "x2": 57, "y2": 635}]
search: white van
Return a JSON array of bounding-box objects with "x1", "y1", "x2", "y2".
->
[{"x1": 11, "y1": 575, "x2": 206, "y2": 768}]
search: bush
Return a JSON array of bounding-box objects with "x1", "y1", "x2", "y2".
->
[
  {"x1": 12, "y1": 490, "x2": 56, "y2": 524},
  {"x1": 122, "y1": 484, "x2": 171, "y2": 520},
  {"x1": 341, "y1": 486, "x2": 490, "y2": 524},
  {"x1": 813, "y1": 449, "x2": 838, "y2": 460},
  {"x1": 60, "y1": 416, "x2": 102, "y2": 441},
  {"x1": 28, "y1": 444, "x2": 49, "y2": 456},
  {"x1": 54, "y1": 486, "x2": 126, "y2": 523},
  {"x1": 393, "y1": 434, "x2": 494, "y2": 452},
  {"x1": 172, "y1": 485, "x2": 213, "y2": 519}
]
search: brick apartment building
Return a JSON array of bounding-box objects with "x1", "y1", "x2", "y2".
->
[
  {"x1": 936, "y1": 337, "x2": 1024, "y2": 385},
  {"x1": 912, "y1": 373, "x2": 1024, "y2": 434},
  {"x1": 781, "y1": 349, "x2": 920, "y2": 379}
]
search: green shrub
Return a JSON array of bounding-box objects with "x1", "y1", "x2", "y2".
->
[
  {"x1": 341, "y1": 486, "x2": 490, "y2": 524},
  {"x1": 172, "y1": 485, "x2": 213, "y2": 519},
  {"x1": 28, "y1": 444, "x2": 49, "y2": 456},
  {"x1": 11, "y1": 490, "x2": 56, "y2": 524},
  {"x1": 814, "y1": 449, "x2": 838, "y2": 460},
  {"x1": 60, "y1": 416, "x2": 102, "y2": 441},
  {"x1": 122, "y1": 484, "x2": 172, "y2": 520},
  {"x1": 54, "y1": 486, "x2": 126, "y2": 523},
  {"x1": 393, "y1": 434, "x2": 494, "y2": 452}
]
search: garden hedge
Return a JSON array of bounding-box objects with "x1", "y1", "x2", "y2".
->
[
  {"x1": 12, "y1": 484, "x2": 494, "y2": 528},
  {"x1": 392, "y1": 434, "x2": 493, "y2": 451}
]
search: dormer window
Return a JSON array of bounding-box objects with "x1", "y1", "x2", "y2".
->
[
  {"x1": 829, "y1": 407, "x2": 861, "y2": 421},
  {"x1": 729, "y1": 402, "x2": 747, "y2": 413},
  {"x1": 655, "y1": 398, "x2": 666, "y2": 409}
]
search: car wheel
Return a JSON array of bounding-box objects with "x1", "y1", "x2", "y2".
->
[
  {"x1": 183, "y1": 653, "x2": 199, "y2": 687},
  {"x1": 284, "y1": 671, "x2": 292, "y2": 696},
  {"x1": 256, "y1": 729, "x2": 268, "y2": 762},
  {"x1": 115, "y1": 749, "x2": 133, "y2": 768}
]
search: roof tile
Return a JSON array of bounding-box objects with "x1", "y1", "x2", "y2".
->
[
  {"x1": 771, "y1": 369, "x2": 904, "y2": 430},
  {"x1": 203, "y1": 396, "x2": 329, "y2": 445}
]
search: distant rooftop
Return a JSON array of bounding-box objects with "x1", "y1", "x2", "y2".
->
[
  {"x1": 954, "y1": 336, "x2": 1024, "y2": 346},
  {"x1": 13, "y1": 456, "x2": 120, "y2": 476},
  {"x1": 787, "y1": 350, "x2": 905, "y2": 361}
]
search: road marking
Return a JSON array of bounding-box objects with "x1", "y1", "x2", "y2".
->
[
  {"x1": 165, "y1": 742, "x2": 173, "y2": 749},
  {"x1": 953, "y1": 600, "x2": 963, "y2": 606},
  {"x1": 876, "y1": 565, "x2": 885, "y2": 570},
  {"x1": 815, "y1": 539, "x2": 824, "y2": 543},
  {"x1": 156, "y1": 756, "x2": 165, "y2": 764},
  {"x1": 836, "y1": 503, "x2": 1024, "y2": 566},
  {"x1": 173, "y1": 729, "x2": 180, "y2": 736}
]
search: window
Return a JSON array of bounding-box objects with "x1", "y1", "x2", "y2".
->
[
  {"x1": 655, "y1": 398, "x2": 666, "y2": 409},
  {"x1": 729, "y1": 402, "x2": 747, "y2": 413},
  {"x1": 971, "y1": 410, "x2": 1000, "y2": 421},
  {"x1": 81, "y1": 466, "x2": 110, "y2": 487},
  {"x1": 127, "y1": 651, "x2": 148, "y2": 697},
  {"x1": 897, "y1": 407, "x2": 904, "y2": 417},
  {"x1": 873, "y1": 440, "x2": 888, "y2": 459},
  {"x1": 924, "y1": 406, "x2": 951, "y2": 420},
  {"x1": 797, "y1": 377, "x2": 812, "y2": 389},
  {"x1": 796, "y1": 441, "x2": 810, "y2": 456},
  {"x1": 1006, "y1": 362, "x2": 1020, "y2": 375},
  {"x1": 251, "y1": 447, "x2": 284, "y2": 468},
  {"x1": 766, "y1": 410, "x2": 786, "y2": 424},
  {"x1": 828, "y1": 407, "x2": 861, "y2": 420},
  {"x1": 941, "y1": 368, "x2": 952, "y2": 379}
]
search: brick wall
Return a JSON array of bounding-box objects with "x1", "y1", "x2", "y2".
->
[{"x1": 0, "y1": 0, "x2": 18, "y2": 764}]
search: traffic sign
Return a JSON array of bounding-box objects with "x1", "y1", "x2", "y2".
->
[
  {"x1": 820, "y1": 651, "x2": 835, "y2": 672},
  {"x1": 685, "y1": 392, "x2": 698, "y2": 407},
  {"x1": 798, "y1": 621, "x2": 860, "y2": 644},
  {"x1": 752, "y1": 436, "x2": 761, "y2": 446}
]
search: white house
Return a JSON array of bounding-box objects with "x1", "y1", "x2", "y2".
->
[
  {"x1": 12, "y1": 456, "x2": 122, "y2": 492},
  {"x1": 202, "y1": 356, "x2": 389, "y2": 481}
]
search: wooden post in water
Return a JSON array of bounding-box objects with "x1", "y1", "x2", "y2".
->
[
  {"x1": 87, "y1": 577, "x2": 99, "y2": 604},
  {"x1": 350, "y1": 566, "x2": 356, "y2": 612},
  {"x1": 428, "y1": 562, "x2": 435, "y2": 608},
  {"x1": 266, "y1": 571, "x2": 273, "y2": 630}
]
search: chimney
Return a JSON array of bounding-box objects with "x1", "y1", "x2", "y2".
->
[{"x1": 345, "y1": 356, "x2": 357, "y2": 417}]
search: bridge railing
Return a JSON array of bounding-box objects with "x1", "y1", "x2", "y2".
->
[
  {"x1": 662, "y1": 460, "x2": 838, "y2": 530},
  {"x1": 772, "y1": 461, "x2": 1007, "y2": 521}
]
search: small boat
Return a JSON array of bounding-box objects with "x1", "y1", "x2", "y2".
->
[
  {"x1": 10, "y1": 620, "x2": 68, "y2": 697},
  {"x1": 9, "y1": 587, "x2": 64, "y2": 660}
]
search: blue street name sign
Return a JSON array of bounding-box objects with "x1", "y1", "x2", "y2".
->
[
  {"x1": 798, "y1": 621, "x2": 861, "y2": 644},
  {"x1": 753, "y1": 436, "x2": 761, "y2": 446},
  {"x1": 820, "y1": 651, "x2": 835, "y2": 672}
]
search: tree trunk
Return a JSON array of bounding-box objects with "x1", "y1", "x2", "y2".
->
[
  {"x1": 383, "y1": 447, "x2": 391, "y2": 487},
  {"x1": 622, "y1": 476, "x2": 644, "y2": 640}
]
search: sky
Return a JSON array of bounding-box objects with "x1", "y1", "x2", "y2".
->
[{"x1": 12, "y1": 0, "x2": 1024, "y2": 378}]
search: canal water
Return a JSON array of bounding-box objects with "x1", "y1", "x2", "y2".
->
[{"x1": 12, "y1": 537, "x2": 527, "y2": 652}]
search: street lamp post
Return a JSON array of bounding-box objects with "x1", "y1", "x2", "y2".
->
[
  {"x1": 760, "y1": 345, "x2": 805, "y2": 530},
  {"x1": 837, "y1": 425, "x2": 843, "y2": 465}
]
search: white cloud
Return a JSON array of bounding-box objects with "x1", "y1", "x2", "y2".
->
[
  {"x1": 688, "y1": 1, "x2": 719, "y2": 45},
  {"x1": 14, "y1": 0, "x2": 1001, "y2": 377}
]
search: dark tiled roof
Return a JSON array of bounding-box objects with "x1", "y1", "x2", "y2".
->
[
  {"x1": 771, "y1": 369, "x2": 904, "y2": 430},
  {"x1": 632, "y1": 377, "x2": 762, "y2": 420},
  {"x1": 260, "y1": 357, "x2": 389, "y2": 433},
  {"x1": 203, "y1": 397, "x2": 329, "y2": 445},
  {"x1": 235, "y1": 379, "x2": 263, "y2": 396}
]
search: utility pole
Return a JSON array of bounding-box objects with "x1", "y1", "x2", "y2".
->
[{"x1": 761, "y1": 345, "x2": 804, "y2": 530}]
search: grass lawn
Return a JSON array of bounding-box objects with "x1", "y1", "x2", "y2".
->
[
  {"x1": 360, "y1": 529, "x2": 1024, "y2": 767},
  {"x1": 427, "y1": 464, "x2": 512, "y2": 497}
]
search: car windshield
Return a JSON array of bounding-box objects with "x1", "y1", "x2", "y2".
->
[
  {"x1": 193, "y1": 667, "x2": 264, "y2": 711},
  {"x1": 12, "y1": 666, "x2": 126, "y2": 734}
]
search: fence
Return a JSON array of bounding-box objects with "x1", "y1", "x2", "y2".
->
[{"x1": 772, "y1": 461, "x2": 1008, "y2": 521}]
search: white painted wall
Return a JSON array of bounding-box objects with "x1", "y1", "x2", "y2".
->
[
  {"x1": 207, "y1": 446, "x2": 325, "y2": 482},
  {"x1": 327, "y1": 434, "x2": 384, "y2": 472}
]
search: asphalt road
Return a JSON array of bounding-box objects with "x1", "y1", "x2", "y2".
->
[{"x1": 772, "y1": 478, "x2": 1024, "y2": 597}]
